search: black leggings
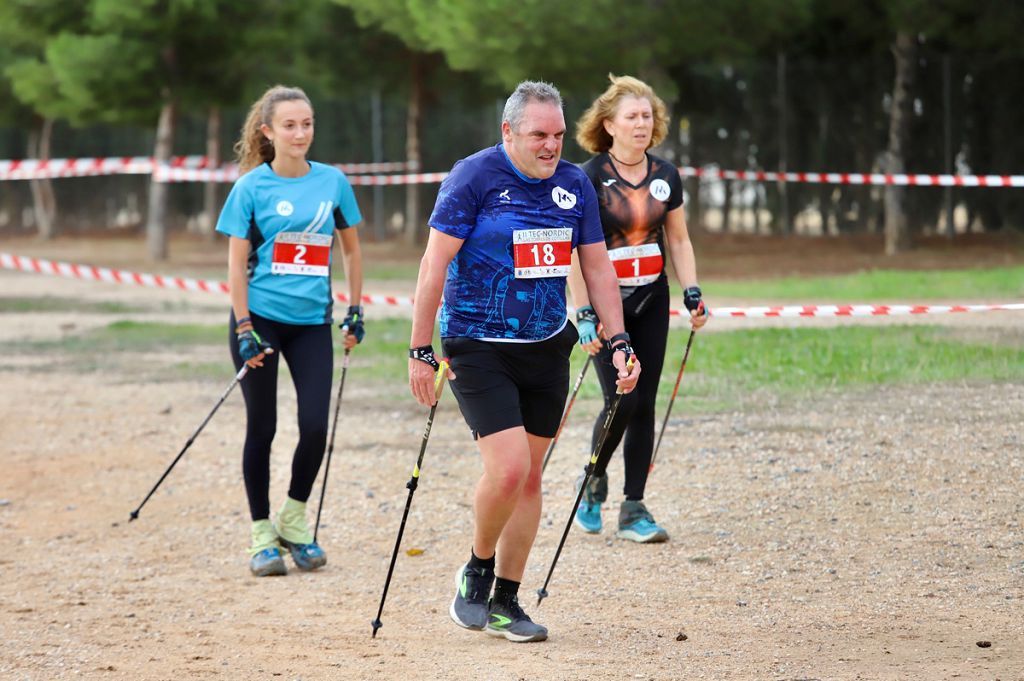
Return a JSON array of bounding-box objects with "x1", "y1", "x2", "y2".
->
[
  {"x1": 591, "y1": 282, "x2": 669, "y2": 500},
  {"x1": 229, "y1": 312, "x2": 333, "y2": 521}
]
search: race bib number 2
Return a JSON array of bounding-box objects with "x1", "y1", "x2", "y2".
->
[
  {"x1": 271, "y1": 232, "x2": 332, "y2": 277},
  {"x1": 512, "y1": 228, "x2": 572, "y2": 279},
  {"x1": 609, "y1": 243, "x2": 663, "y2": 286}
]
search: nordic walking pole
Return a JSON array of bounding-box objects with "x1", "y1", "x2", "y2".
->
[
  {"x1": 314, "y1": 325, "x2": 350, "y2": 542},
  {"x1": 537, "y1": 357, "x2": 633, "y2": 606},
  {"x1": 129, "y1": 364, "x2": 250, "y2": 521},
  {"x1": 540, "y1": 354, "x2": 592, "y2": 475},
  {"x1": 371, "y1": 361, "x2": 449, "y2": 639},
  {"x1": 649, "y1": 328, "x2": 696, "y2": 474}
]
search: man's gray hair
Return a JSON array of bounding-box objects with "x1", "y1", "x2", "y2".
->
[{"x1": 502, "y1": 81, "x2": 563, "y2": 132}]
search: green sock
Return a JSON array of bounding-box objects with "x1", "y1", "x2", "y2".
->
[
  {"x1": 274, "y1": 496, "x2": 314, "y2": 545},
  {"x1": 249, "y1": 519, "x2": 281, "y2": 555}
]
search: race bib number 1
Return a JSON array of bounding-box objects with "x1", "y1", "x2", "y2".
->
[
  {"x1": 512, "y1": 228, "x2": 572, "y2": 279},
  {"x1": 608, "y1": 243, "x2": 663, "y2": 286},
  {"x1": 271, "y1": 232, "x2": 332, "y2": 276}
]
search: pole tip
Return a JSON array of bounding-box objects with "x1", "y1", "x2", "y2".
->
[
  {"x1": 129, "y1": 511, "x2": 139, "y2": 521},
  {"x1": 536, "y1": 587, "x2": 548, "y2": 606},
  {"x1": 371, "y1": 619, "x2": 382, "y2": 638}
]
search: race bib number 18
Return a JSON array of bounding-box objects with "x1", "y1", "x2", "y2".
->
[
  {"x1": 512, "y1": 228, "x2": 572, "y2": 279},
  {"x1": 271, "y1": 232, "x2": 332, "y2": 277},
  {"x1": 608, "y1": 243, "x2": 663, "y2": 286}
]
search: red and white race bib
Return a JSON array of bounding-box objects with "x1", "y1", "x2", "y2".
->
[
  {"x1": 608, "y1": 243, "x2": 663, "y2": 286},
  {"x1": 271, "y1": 232, "x2": 332, "y2": 277},
  {"x1": 512, "y1": 228, "x2": 572, "y2": 279}
]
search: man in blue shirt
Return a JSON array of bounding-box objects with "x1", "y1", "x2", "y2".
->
[{"x1": 408, "y1": 81, "x2": 641, "y2": 642}]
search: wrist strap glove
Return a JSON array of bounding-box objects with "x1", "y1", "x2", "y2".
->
[
  {"x1": 341, "y1": 305, "x2": 365, "y2": 344},
  {"x1": 683, "y1": 286, "x2": 707, "y2": 315},
  {"x1": 607, "y1": 332, "x2": 635, "y2": 360},
  {"x1": 409, "y1": 344, "x2": 439, "y2": 370},
  {"x1": 237, "y1": 329, "x2": 272, "y2": 362},
  {"x1": 575, "y1": 305, "x2": 599, "y2": 346}
]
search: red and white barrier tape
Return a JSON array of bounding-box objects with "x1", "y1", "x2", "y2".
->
[
  {"x1": 152, "y1": 167, "x2": 449, "y2": 185},
  {"x1": 680, "y1": 167, "x2": 1024, "y2": 188},
  {"x1": 4, "y1": 252, "x2": 1022, "y2": 318},
  {"x1": 672, "y1": 303, "x2": 1024, "y2": 317},
  {"x1": 0, "y1": 156, "x2": 417, "y2": 181},
  {"x1": 0, "y1": 252, "x2": 405, "y2": 307},
  {"x1": 4, "y1": 154, "x2": 1024, "y2": 187}
]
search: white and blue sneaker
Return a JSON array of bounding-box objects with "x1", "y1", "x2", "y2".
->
[
  {"x1": 248, "y1": 519, "x2": 287, "y2": 576},
  {"x1": 616, "y1": 500, "x2": 669, "y2": 543},
  {"x1": 573, "y1": 471, "x2": 607, "y2": 534}
]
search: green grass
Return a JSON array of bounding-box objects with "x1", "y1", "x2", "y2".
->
[
  {"x1": 704, "y1": 266, "x2": 1024, "y2": 301},
  {"x1": 11, "y1": 318, "x2": 1022, "y2": 410},
  {"x1": 567, "y1": 324, "x2": 1024, "y2": 411},
  {"x1": 9, "y1": 320, "x2": 225, "y2": 355},
  {"x1": 0, "y1": 296, "x2": 143, "y2": 314}
]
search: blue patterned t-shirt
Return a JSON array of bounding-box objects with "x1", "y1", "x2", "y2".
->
[{"x1": 429, "y1": 144, "x2": 604, "y2": 340}]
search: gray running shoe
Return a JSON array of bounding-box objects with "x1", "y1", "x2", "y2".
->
[
  {"x1": 449, "y1": 563, "x2": 494, "y2": 631},
  {"x1": 485, "y1": 596, "x2": 548, "y2": 642},
  {"x1": 616, "y1": 499, "x2": 669, "y2": 543},
  {"x1": 249, "y1": 547, "x2": 287, "y2": 577}
]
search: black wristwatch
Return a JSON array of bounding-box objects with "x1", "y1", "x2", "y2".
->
[{"x1": 409, "y1": 344, "x2": 439, "y2": 369}]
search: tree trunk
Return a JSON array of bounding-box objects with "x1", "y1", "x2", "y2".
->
[
  {"x1": 722, "y1": 180, "x2": 733, "y2": 233},
  {"x1": 199, "y1": 106, "x2": 221, "y2": 240},
  {"x1": 28, "y1": 117, "x2": 57, "y2": 239},
  {"x1": 403, "y1": 53, "x2": 423, "y2": 247},
  {"x1": 884, "y1": 31, "x2": 916, "y2": 255},
  {"x1": 146, "y1": 96, "x2": 177, "y2": 260}
]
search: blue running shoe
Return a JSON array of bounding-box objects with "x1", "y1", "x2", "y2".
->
[
  {"x1": 274, "y1": 497, "x2": 327, "y2": 571},
  {"x1": 278, "y1": 536, "x2": 327, "y2": 571},
  {"x1": 616, "y1": 500, "x2": 669, "y2": 543},
  {"x1": 572, "y1": 470, "x2": 607, "y2": 534},
  {"x1": 249, "y1": 519, "x2": 287, "y2": 576},
  {"x1": 250, "y1": 547, "x2": 287, "y2": 577}
]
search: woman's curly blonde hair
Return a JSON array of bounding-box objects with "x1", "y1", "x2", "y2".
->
[{"x1": 575, "y1": 74, "x2": 669, "y2": 154}]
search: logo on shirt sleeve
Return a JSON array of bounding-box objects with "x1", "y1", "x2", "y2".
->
[
  {"x1": 276, "y1": 200, "x2": 295, "y2": 217},
  {"x1": 551, "y1": 187, "x2": 577, "y2": 210},
  {"x1": 649, "y1": 179, "x2": 671, "y2": 202}
]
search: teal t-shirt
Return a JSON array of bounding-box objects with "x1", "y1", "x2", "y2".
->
[{"x1": 216, "y1": 161, "x2": 362, "y2": 325}]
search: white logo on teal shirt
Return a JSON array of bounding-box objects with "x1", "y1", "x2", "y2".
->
[
  {"x1": 551, "y1": 187, "x2": 576, "y2": 210},
  {"x1": 276, "y1": 200, "x2": 294, "y2": 217}
]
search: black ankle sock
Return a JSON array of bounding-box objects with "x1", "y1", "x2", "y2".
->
[
  {"x1": 468, "y1": 549, "x2": 495, "y2": 571},
  {"x1": 492, "y1": 577, "x2": 520, "y2": 606},
  {"x1": 625, "y1": 495, "x2": 643, "y2": 502}
]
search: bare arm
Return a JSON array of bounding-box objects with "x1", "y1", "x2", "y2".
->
[
  {"x1": 567, "y1": 249, "x2": 591, "y2": 310},
  {"x1": 227, "y1": 236, "x2": 271, "y2": 367},
  {"x1": 408, "y1": 228, "x2": 462, "y2": 406},
  {"x1": 337, "y1": 227, "x2": 364, "y2": 348},
  {"x1": 664, "y1": 207, "x2": 708, "y2": 329},
  {"x1": 227, "y1": 236, "x2": 252, "y2": 322},
  {"x1": 568, "y1": 249, "x2": 602, "y2": 355},
  {"x1": 577, "y1": 240, "x2": 640, "y2": 392},
  {"x1": 577, "y1": 241, "x2": 624, "y2": 337},
  {"x1": 337, "y1": 227, "x2": 363, "y2": 306}
]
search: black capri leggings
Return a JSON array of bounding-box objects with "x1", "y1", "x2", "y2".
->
[
  {"x1": 229, "y1": 312, "x2": 333, "y2": 521},
  {"x1": 590, "y1": 280, "x2": 669, "y2": 500}
]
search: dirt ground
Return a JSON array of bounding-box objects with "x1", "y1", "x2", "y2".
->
[{"x1": 1, "y1": 234, "x2": 1022, "y2": 680}]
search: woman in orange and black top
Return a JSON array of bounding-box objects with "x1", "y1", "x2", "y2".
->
[{"x1": 568, "y1": 74, "x2": 709, "y2": 543}]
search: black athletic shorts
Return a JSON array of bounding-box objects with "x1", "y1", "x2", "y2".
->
[{"x1": 442, "y1": 323, "x2": 578, "y2": 439}]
